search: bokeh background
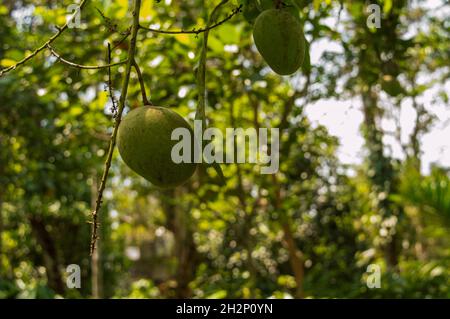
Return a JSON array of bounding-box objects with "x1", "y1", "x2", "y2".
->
[{"x1": 0, "y1": 0, "x2": 449, "y2": 298}]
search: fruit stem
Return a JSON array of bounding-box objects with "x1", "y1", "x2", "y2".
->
[{"x1": 275, "y1": 0, "x2": 283, "y2": 9}]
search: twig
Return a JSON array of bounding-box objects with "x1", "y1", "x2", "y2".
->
[
  {"x1": 96, "y1": 7, "x2": 132, "y2": 45},
  {"x1": 95, "y1": 7, "x2": 118, "y2": 33},
  {"x1": 112, "y1": 29, "x2": 132, "y2": 50},
  {"x1": 0, "y1": 0, "x2": 89, "y2": 77},
  {"x1": 132, "y1": 59, "x2": 151, "y2": 105},
  {"x1": 138, "y1": 5, "x2": 241, "y2": 35},
  {"x1": 90, "y1": 0, "x2": 142, "y2": 255},
  {"x1": 275, "y1": 0, "x2": 284, "y2": 9},
  {"x1": 106, "y1": 43, "x2": 118, "y2": 116},
  {"x1": 335, "y1": 0, "x2": 344, "y2": 29},
  {"x1": 47, "y1": 45, "x2": 127, "y2": 70},
  {"x1": 94, "y1": 6, "x2": 132, "y2": 50}
]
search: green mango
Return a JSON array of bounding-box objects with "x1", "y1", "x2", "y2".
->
[
  {"x1": 253, "y1": 9, "x2": 305, "y2": 75},
  {"x1": 117, "y1": 106, "x2": 197, "y2": 188}
]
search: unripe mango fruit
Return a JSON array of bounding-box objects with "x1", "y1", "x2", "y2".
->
[
  {"x1": 117, "y1": 106, "x2": 197, "y2": 188},
  {"x1": 253, "y1": 9, "x2": 305, "y2": 75}
]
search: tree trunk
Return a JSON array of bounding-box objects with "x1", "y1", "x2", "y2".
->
[
  {"x1": 361, "y1": 89, "x2": 399, "y2": 269},
  {"x1": 0, "y1": 192, "x2": 3, "y2": 257},
  {"x1": 272, "y1": 175, "x2": 304, "y2": 298},
  {"x1": 28, "y1": 216, "x2": 65, "y2": 294},
  {"x1": 163, "y1": 189, "x2": 198, "y2": 298},
  {"x1": 282, "y1": 222, "x2": 304, "y2": 298}
]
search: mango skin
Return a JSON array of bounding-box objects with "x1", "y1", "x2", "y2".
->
[
  {"x1": 253, "y1": 9, "x2": 305, "y2": 75},
  {"x1": 117, "y1": 106, "x2": 197, "y2": 188}
]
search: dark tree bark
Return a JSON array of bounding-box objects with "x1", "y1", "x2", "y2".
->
[
  {"x1": 28, "y1": 216, "x2": 65, "y2": 294},
  {"x1": 272, "y1": 174, "x2": 305, "y2": 299},
  {"x1": 162, "y1": 189, "x2": 199, "y2": 298},
  {"x1": 0, "y1": 193, "x2": 3, "y2": 258}
]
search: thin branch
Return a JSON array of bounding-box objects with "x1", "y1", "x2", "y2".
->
[
  {"x1": 138, "y1": 5, "x2": 242, "y2": 35},
  {"x1": 96, "y1": 6, "x2": 132, "y2": 50},
  {"x1": 132, "y1": 59, "x2": 151, "y2": 105},
  {"x1": 95, "y1": 7, "x2": 119, "y2": 33},
  {"x1": 47, "y1": 45, "x2": 126, "y2": 70},
  {"x1": 0, "y1": 0, "x2": 89, "y2": 77},
  {"x1": 90, "y1": 0, "x2": 142, "y2": 255},
  {"x1": 336, "y1": 0, "x2": 344, "y2": 29},
  {"x1": 106, "y1": 43, "x2": 118, "y2": 116}
]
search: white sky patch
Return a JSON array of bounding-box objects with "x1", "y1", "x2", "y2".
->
[
  {"x1": 125, "y1": 246, "x2": 141, "y2": 261},
  {"x1": 188, "y1": 51, "x2": 195, "y2": 59},
  {"x1": 224, "y1": 44, "x2": 239, "y2": 53},
  {"x1": 310, "y1": 38, "x2": 343, "y2": 65},
  {"x1": 149, "y1": 55, "x2": 164, "y2": 68},
  {"x1": 305, "y1": 98, "x2": 365, "y2": 166},
  {"x1": 178, "y1": 86, "x2": 189, "y2": 98}
]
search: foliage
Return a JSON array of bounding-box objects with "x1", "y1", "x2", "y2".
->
[{"x1": 0, "y1": 0, "x2": 448, "y2": 299}]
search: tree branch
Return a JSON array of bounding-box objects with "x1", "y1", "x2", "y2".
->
[
  {"x1": 90, "y1": 0, "x2": 142, "y2": 255},
  {"x1": 47, "y1": 45, "x2": 126, "y2": 70},
  {"x1": 0, "y1": 0, "x2": 89, "y2": 77},
  {"x1": 138, "y1": 5, "x2": 241, "y2": 35},
  {"x1": 106, "y1": 43, "x2": 118, "y2": 116}
]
